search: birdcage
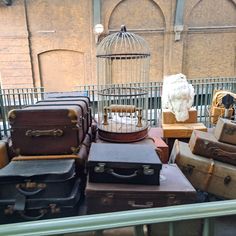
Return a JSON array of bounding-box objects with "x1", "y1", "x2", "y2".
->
[{"x1": 96, "y1": 25, "x2": 151, "y2": 142}]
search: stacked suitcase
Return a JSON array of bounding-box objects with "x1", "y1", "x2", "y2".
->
[
  {"x1": 85, "y1": 142, "x2": 198, "y2": 215},
  {"x1": 170, "y1": 118, "x2": 236, "y2": 199},
  {"x1": 0, "y1": 95, "x2": 92, "y2": 223}
]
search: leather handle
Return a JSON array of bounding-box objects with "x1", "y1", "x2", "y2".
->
[
  {"x1": 17, "y1": 188, "x2": 43, "y2": 196},
  {"x1": 128, "y1": 201, "x2": 153, "y2": 208},
  {"x1": 108, "y1": 169, "x2": 138, "y2": 179},
  {"x1": 18, "y1": 209, "x2": 47, "y2": 220},
  {"x1": 16, "y1": 183, "x2": 46, "y2": 196},
  {"x1": 25, "y1": 129, "x2": 63, "y2": 137}
]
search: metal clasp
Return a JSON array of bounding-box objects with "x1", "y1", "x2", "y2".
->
[
  {"x1": 94, "y1": 163, "x2": 105, "y2": 173},
  {"x1": 143, "y1": 165, "x2": 154, "y2": 176}
]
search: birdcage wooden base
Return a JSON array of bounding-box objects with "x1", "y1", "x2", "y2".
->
[{"x1": 98, "y1": 127, "x2": 148, "y2": 143}]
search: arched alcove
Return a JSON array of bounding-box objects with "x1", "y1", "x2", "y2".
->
[
  {"x1": 38, "y1": 49, "x2": 85, "y2": 92},
  {"x1": 107, "y1": 0, "x2": 166, "y2": 82},
  {"x1": 184, "y1": 0, "x2": 236, "y2": 78}
]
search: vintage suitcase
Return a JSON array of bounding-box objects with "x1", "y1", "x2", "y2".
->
[
  {"x1": 9, "y1": 104, "x2": 88, "y2": 155},
  {"x1": 170, "y1": 140, "x2": 236, "y2": 199},
  {"x1": 189, "y1": 130, "x2": 236, "y2": 165},
  {"x1": 0, "y1": 159, "x2": 76, "y2": 200},
  {"x1": 86, "y1": 164, "x2": 196, "y2": 214},
  {"x1": 88, "y1": 143, "x2": 162, "y2": 185},
  {"x1": 95, "y1": 134, "x2": 169, "y2": 164},
  {"x1": 0, "y1": 178, "x2": 81, "y2": 224},
  {"x1": 214, "y1": 118, "x2": 236, "y2": 145},
  {"x1": 0, "y1": 141, "x2": 9, "y2": 168},
  {"x1": 162, "y1": 123, "x2": 207, "y2": 138},
  {"x1": 36, "y1": 97, "x2": 92, "y2": 133},
  {"x1": 162, "y1": 108, "x2": 197, "y2": 124}
]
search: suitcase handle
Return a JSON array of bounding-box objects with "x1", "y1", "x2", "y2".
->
[
  {"x1": 25, "y1": 129, "x2": 63, "y2": 137},
  {"x1": 18, "y1": 209, "x2": 47, "y2": 220},
  {"x1": 17, "y1": 188, "x2": 43, "y2": 196},
  {"x1": 103, "y1": 105, "x2": 143, "y2": 127},
  {"x1": 108, "y1": 169, "x2": 138, "y2": 179},
  {"x1": 16, "y1": 183, "x2": 46, "y2": 196},
  {"x1": 128, "y1": 201, "x2": 153, "y2": 208}
]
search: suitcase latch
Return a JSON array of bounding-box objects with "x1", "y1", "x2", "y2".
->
[
  {"x1": 143, "y1": 165, "x2": 154, "y2": 175},
  {"x1": 184, "y1": 164, "x2": 195, "y2": 175},
  {"x1": 94, "y1": 163, "x2": 105, "y2": 173},
  {"x1": 224, "y1": 175, "x2": 231, "y2": 185}
]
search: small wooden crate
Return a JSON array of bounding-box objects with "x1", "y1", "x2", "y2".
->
[
  {"x1": 162, "y1": 123, "x2": 207, "y2": 138},
  {"x1": 162, "y1": 108, "x2": 197, "y2": 124}
]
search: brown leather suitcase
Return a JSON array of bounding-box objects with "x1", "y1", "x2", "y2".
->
[
  {"x1": 36, "y1": 97, "x2": 92, "y2": 134},
  {"x1": 88, "y1": 143, "x2": 162, "y2": 185},
  {"x1": 214, "y1": 118, "x2": 236, "y2": 145},
  {"x1": 189, "y1": 130, "x2": 236, "y2": 165},
  {"x1": 9, "y1": 104, "x2": 89, "y2": 156},
  {"x1": 0, "y1": 141, "x2": 9, "y2": 169},
  {"x1": 170, "y1": 140, "x2": 236, "y2": 199},
  {"x1": 85, "y1": 164, "x2": 196, "y2": 214}
]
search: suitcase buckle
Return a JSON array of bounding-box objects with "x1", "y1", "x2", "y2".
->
[
  {"x1": 143, "y1": 165, "x2": 154, "y2": 175},
  {"x1": 94, "y1": 163, "x2": 105, "y2": 173}
]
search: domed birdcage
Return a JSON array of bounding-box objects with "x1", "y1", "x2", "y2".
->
[{"x1": 96, "y1": 25, "x2": 151, "y2": 142}]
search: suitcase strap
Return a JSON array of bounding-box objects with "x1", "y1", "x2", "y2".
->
[
  {"x1": 205, "y1": 143, "x2": 236, "y2": 160},
  {"x1": 203, "y1": 160, "x2": 215, "y2": 191}
]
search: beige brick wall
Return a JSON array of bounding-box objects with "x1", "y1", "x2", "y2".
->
[
  {"x1": 0, "y1": 0, "x2": 33, "y2": 88},
  {"x1": 0, "y1": 0, "x2": 235, "y2": 90}
]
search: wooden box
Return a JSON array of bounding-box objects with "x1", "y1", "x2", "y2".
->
[
  {"x1": 162, "y1": 108, "x2": 197, "y2": 124},
  {"x1": 162, "y1": 123, "x2": 207, "y2": 138}
]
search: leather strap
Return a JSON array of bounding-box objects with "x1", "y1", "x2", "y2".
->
[{"x1": 203, "y1": 160, "x2": 215, "y2": 192}]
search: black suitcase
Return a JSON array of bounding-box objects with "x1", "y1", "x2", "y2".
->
[
  {"x1": 0, "y1": 159, "x2": 76, "y2": 200},
  {"x1": 88, "y1": 143, "x2": 162, "y2": 185},
  {"x1": 0, "y1": 178, "x2": 81, "y2": 223}
]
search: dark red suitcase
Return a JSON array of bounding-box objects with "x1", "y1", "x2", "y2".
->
[
  {"x1": 189, "y1": 130, "x2": 236, "y2": 165},
  {"x1": 88, "y1": 143, "x2": 162, "y2": 185},
  {"x1": 36, "y1": 97, "x2": 92, "y2": 133},
  {"x1": 85, "y1": 164, "x2": 196, "y2": 214},
  {"x1": 9, "y1": 104, "x2": 88, "y2": 155}
]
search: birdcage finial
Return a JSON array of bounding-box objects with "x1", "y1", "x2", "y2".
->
[{"x1": 120, "y1": 25, "x2": 127, "y2": 32}]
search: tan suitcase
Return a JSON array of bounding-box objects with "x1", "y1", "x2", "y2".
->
[
  {"x1": 210, "y1": 106, "x2": 234, "y2": 124},
  {"x1": 0, "y1": 141, "x2": 9, "y2": 169},
  {"x1": 162, "y1": 123, "x2": 207, "y2": 138},
  {"x1": 189, "y1": 130, "x2": 236, "y2": 165},
  {"x1": 162, "y1": 108, "x2": 197, "y2": 124},
  {"x1": 214, "y1": 118, "x2": 236, "y2": 145},
  {"x1": 170, "y1": 140, "x2": 236, "y2": 199}
]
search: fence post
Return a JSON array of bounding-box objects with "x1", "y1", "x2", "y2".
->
[{"x1": 0, "y1": 81, "x2": 8, "y2": 138}]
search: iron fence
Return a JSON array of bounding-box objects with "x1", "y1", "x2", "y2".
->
[
  {"x1": 0, "y1": 77, "x2": 235, "y2": 138},
  {"x1": 0, "y1": 199, "x2": 235, "y2": 236}
]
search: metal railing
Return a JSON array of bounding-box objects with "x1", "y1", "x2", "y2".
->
[
  {"x1": 0, "y1": 199, "x2": 236, "y2": 236},
  {"x1": 0, "y1": 77, "x2": 235, "y2": 138}
]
